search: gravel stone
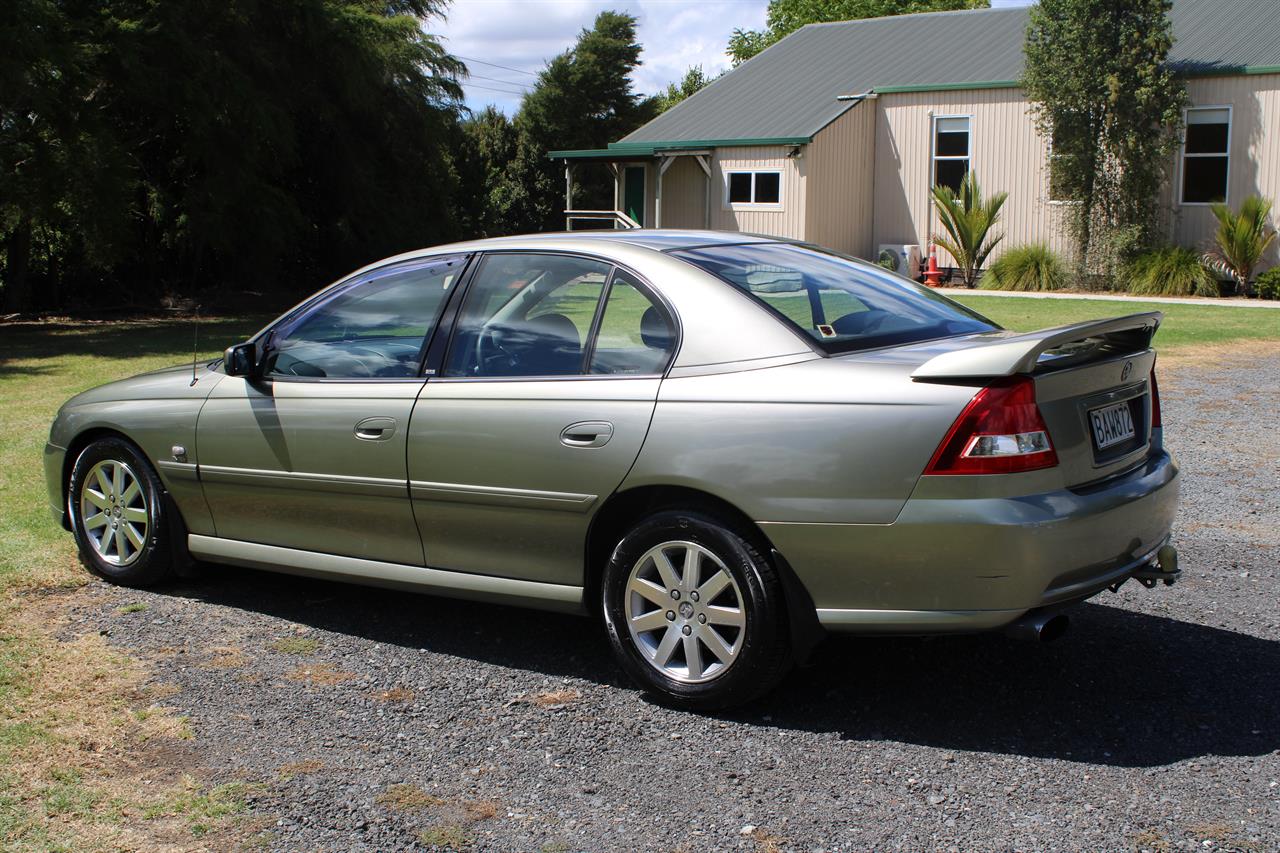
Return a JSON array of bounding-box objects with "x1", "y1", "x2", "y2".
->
[{"x1": 62, "y1": 352, "x2": 1280, "y2": 852}]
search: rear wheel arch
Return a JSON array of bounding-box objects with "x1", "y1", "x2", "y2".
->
[{"x1": 584, "y1": 485, "x2": 824, "y2": 662}]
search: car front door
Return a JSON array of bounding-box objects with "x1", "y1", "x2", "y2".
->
[
  {"x1": 408, "y1": 253, "x2": 677, "y2": 585},
  {"x1": 196, "y1": 254, "x2": 468, "y2": 565}
]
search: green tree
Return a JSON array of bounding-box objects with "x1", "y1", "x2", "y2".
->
[
  {"x1": 1023, "y1": 0, "x2": 1187, "y2": 278},
  {"x1": 512, "y1": 11, "x2": 655, "y2": 232},
  {"x1": 931, "y1": 172, "x2": 1007, "y2": 288},
  {"x1": 654, "y1": 66, "x2": 716, "y2": 113},
  {"x1": 1, "y1": 0, "x2": 466, "y2": 312},
  {"x1": 728, "y1": 0, "x2": 988, "y2": 64},
  {"x1": 455, "y1": 107, "x2": 523, "y2": 238}
]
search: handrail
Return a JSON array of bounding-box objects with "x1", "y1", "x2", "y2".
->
[{"x1": 564, "y1": 209, "x2": 641, "y2": 230}]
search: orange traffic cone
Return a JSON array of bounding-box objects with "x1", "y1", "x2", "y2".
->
[{"x1": 924, "y1": 245, "x2": 943, "y2": 287}]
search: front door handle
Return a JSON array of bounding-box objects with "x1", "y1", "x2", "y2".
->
[
  {"x1": 560, "y1": 421, "x2": 613, "y2": 448},
  {"x1": 354, "y1": 416, "x2": 397, "y2": 441}
]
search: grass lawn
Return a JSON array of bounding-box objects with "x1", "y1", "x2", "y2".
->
[
  {"x1": 0, "y1": 316, "x2": 268, "y2": 850},
  {"x1": 949, "y1": 294, "x2": 1280, "y2": 350}
]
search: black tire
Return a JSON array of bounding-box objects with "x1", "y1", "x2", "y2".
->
[
  {"x1": 601, "y1": 509, "x2": 792, "y2": 710},
  {"x1": 67, "y1": 437, "x2": 174, "y2": 587}
]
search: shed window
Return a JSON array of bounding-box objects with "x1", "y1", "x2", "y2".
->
[
  {"x1": 726, "y1": 170, "x2": 782, "y2": 206},
  {"x1": 933, "y1": 116, "x2": 971, "y2": 194},
  {"x1": 1181, "y1": 107, "x2": 1230, "y2": 204}
]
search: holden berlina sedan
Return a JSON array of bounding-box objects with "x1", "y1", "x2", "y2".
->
[{"x1": 44, "y1": 231, "x2": 1180, "y2": 708}]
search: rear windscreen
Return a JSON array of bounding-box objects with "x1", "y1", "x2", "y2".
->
[{"x1": 671, "y1": 243, "x2": 998, "y2": 354}]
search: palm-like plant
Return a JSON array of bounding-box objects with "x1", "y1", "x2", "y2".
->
[
  {"x1": 1203, "y1": 195, "x2": 1277, "y2": 296},
  {"x1": 931, "y1": 172, "x2": 1008, "y2": 288}
]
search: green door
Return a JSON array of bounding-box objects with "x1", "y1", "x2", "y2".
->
[{"x1": 623, "y1": 166, "x2": 645, "y2": 226}]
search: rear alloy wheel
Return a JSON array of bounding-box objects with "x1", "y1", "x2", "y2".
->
[
  {"x1": 68, "y1": 437, "x2": 174, "y2": 587},
  {"x1": 602, "y1": 510, "x2": 791, "y2": 710}
]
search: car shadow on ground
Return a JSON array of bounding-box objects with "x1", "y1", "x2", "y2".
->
[{"x1": 166, "y1": 566, "x2": 1278, "y2": 769}]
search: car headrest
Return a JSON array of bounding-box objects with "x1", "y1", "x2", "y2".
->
[
  {"x1": 526, "y1": 312, "x2": 580, "y2": 348},
  {"x1": 640, "y1": 306, "x2": 673, "y2": 351}
]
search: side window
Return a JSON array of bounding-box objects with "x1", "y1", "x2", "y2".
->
[
  {"x1": 1181, "y1": 107, "x2": 1231, "y2": 204},
  {"x1": 588, "y1": 271, "x2": 675, "y2": 375},
  {"x1": 264, "y1": 255, "x2": 465, "y2": 379},
  {"x1": 933, "y1": 116, "x2": 971, "y2": 193},
  {"x1": 444, "y1": 253, "x2": 611, "y2": 377}
]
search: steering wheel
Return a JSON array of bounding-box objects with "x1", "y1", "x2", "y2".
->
[{"x1": 475, "y1": 324, "x2": 519, "y2": 375}]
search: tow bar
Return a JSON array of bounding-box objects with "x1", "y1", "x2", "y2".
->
[{"x1": 1110, "y1": 544, "x2": 1180, "y2": 592}]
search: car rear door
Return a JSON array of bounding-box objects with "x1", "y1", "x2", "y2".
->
[
  {"x1": 407, "y1": 253, "x2": 677, "y2": 586},
  {"x1": 196, "y1": 255, "x2": 468, "y2": 565}
]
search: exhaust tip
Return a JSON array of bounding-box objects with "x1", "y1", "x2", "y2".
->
[
  {"x1": 1039, "y1": 613, "x2": 1069, "y2": 643},
  {"x1": 1005, "y1": 609, "x2": 1071, "y2": 642}
]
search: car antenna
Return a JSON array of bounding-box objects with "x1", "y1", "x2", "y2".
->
[{"x1": 190, "y1": 305, "x2": 201, "y2": 386}]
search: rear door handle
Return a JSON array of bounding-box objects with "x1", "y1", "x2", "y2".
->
[
  {"x1": 560, "y1": 421, "x2": 613, "y2": 448},
  {"x1": 354, "y1": 416, "x2": 397, "y2": 441}
]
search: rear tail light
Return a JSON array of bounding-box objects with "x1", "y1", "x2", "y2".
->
[
  {"x1": 1150, "y1": 366, "x2": 1162, "y2": 428},
  {"x1": 924, "y1": 376, "x2": 1059, "y2": 475}
]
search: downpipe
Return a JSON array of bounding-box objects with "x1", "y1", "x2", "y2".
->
[{"x1": 1005, "y1": 607, "x2": 1071, "y2": 643}]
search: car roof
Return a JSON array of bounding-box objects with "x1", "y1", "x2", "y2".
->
[{"x1": 448, "y1": 229, "x2": 791, "y2": 252}]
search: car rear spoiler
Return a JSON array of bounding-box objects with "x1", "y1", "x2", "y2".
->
[{"x1": 912, "y1": 312, "x2": 1162, "y2": 380}]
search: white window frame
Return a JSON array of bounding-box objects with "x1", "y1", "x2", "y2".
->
[
  {"x1": 931, "y1": 114, "x2": 972, "y2": 192},
  {"x1": 723, "y1": 169, "x2": 784, "y2": 209},
  {"x1": 1178, "y1": 104, "x2": 1232, "y2": 207}
]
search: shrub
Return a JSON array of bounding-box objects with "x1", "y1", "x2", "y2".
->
[
  {"x1": 931, "y1": 171, "x2": 1008, "y2": 288},
  {"x1": 1257, "y1": 266, "x2": 1280, "y2": 300},
  {"x1": 981, "y1": 244, "x2": 1069, "y2": 292},
  {"x1": 1203, "y1": 195, "x2": 1277, "y2": 296},
  {"x1": 1126, "y1": 246, "x2": 1219, "y2": 297}
]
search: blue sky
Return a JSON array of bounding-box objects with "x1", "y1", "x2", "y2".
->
[{"x1": 434, "y1": 0, "x2": 1033, "y2": 115}]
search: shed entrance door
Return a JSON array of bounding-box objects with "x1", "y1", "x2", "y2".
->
[{"x1": 623, "y1": 166, "x2": 645, "y2": 226}]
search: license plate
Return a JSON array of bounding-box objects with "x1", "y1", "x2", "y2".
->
[{"x1": 1089, "y1": 401, "x2": 1136, "y2": 450}]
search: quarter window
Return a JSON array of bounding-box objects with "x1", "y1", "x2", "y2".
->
[
  {"x1": 1181, "y1": 107, "x2": 1230, "y2": 204},
  {"x1": 263, "y1": 255, "x2": 465, "y2": 379},
  {"x1": 588, "y1": 271, "x2": 675, "y2": 375},
  {"x1": 444, "y1": 253, "x2": 611, "y2": 378},
  {"x1": 726, "y1": 170, "x2": 782, "y2": 206},
  {"x1": 933, "y1": 116, "x2": 971, "y2": 194}
]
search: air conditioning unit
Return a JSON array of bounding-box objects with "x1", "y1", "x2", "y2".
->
[{"x1": 876, "y1": 243, "x2": 922, "y2": 279}]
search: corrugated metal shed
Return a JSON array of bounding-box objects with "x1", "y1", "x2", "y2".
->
[{"x1": 619, "y1": 0, "x2": 1280, "y2": 145}]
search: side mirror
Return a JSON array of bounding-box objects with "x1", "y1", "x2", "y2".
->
[{"x1": 223, "y1": 342, "x2": 259, "y2": 378}]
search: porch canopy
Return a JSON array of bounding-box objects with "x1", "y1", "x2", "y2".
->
[{"x1": 548, "y1": 137, "x2": 809, "y2": 230}]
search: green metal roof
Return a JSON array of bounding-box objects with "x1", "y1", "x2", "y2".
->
[
  {"x1": 549, "y1": 137, "x2": 810, "y2": 161},
  {"x1": 613, "y1": 0, "x2": 1280, "y2": 146}
]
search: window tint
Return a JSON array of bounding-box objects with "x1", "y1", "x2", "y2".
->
[
  {"x1": 588, "y1": 271, "x2": 675, "y2": 375},
  {"x1": 671, "y1": 242, "x2": 997, "y2": 354},
  {"x1": 1182, "y1": 107, "x2": 1230, "y2": 204},
  {"x1": 444, "y1": 253, "x2": 611, "y2": 377},
  {"x1": 264, "y1": 256, "x2": 465, "y2": 379}
]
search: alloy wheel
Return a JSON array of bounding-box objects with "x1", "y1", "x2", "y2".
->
[
  {"x1": 79, "y1": 459, "x2": 149, "y2": 567},
  {"x1": 624, "y1": 540, "x2": 746, "y2": 683}
]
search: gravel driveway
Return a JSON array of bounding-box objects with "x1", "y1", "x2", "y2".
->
[{"x1": 60, "y1": 350, "x2": 1280, "y2": 852}]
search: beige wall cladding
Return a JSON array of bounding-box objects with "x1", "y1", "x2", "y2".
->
[
  {"x1": 709, "y1": 146, "x2": 806, "y2": 240},
  {"x1": 873, "y1": 87, "x2": 1073, "y2": 267},
  {"x1": 656, "y1": 155, "x2": 708, "y2": 229},
  {"x1": 805, "y1": 99, "x2": 876, "y2": 258},
  {"x1": 1172, "y1": 73, "x2": 1280, "y2": 268}
]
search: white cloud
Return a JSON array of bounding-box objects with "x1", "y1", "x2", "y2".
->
[{"x1": 431, "y1": 0, "x2": 769, "y2": 115}]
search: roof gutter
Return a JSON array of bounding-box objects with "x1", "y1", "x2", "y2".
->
[{"x1": 549, "y1": 136, "x2": 813, "y2": 161}]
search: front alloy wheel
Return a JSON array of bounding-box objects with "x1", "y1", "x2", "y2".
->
[
  {"x1": 68, "y1": 437, "x2": 174, "y2": 587},
  {"x1": 79, "y1": 459, "x2": 149, "y2": 567},
  {"x1": 602, "y1": 510, "x2": 792, "y2": 710}
]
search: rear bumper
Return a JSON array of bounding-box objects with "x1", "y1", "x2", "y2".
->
[
  {"x1": 762, "y1": 450, "x2": 1180, "y2": 633},
  {"x1": 44, "y1": 442, "x2": 68, "y2": 529}
]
